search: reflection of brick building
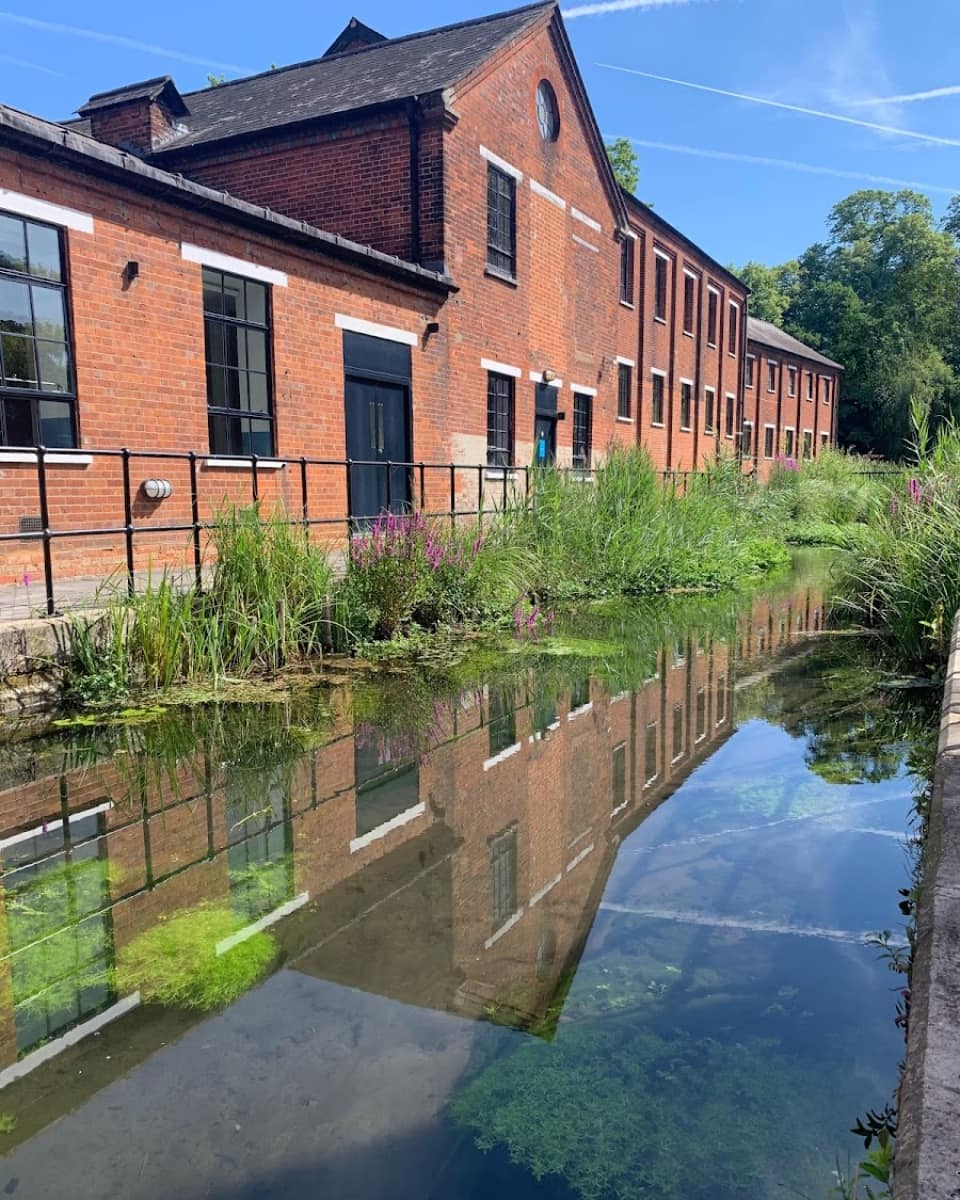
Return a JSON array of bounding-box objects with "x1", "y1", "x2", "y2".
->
[{"x1": 0, "y1": 572, "x2": 826, "y2": 1141}]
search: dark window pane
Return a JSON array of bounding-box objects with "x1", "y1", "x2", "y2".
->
[
  {"x1": 203, "y1": 270, "x2": 274, "y2": 455},
  {"x1": 223, "y1": 367, "x2": 242, "y2": 409},
  {"x1": 654, "y1": 256, "x2": 667, "y2": 320},
  {"x1": 222, "y1": 323, "x2": 241, "y2": 370},
  {"x1": 651, "y1": 374, "x2": 664, "y2": 425},
  {"x1": 246, "y1": 328, "x2": 267, "y2": 373},
  {"x1": 247, "y1": 373, "x2": 269, "y2": 414},
  {"x1": 683, "y1": 273, "x2": 695, "y2": 333},
  {"x1": 486, "y1": 166, "x2": 516, "y2": 277},
  {"x1": 0, "y1": 278, "x2": 32, "y2": 333},
  {"x1": 704, "y1": 389, "x2": 714, "y2": 432},
  {"x1": 246, "y1": 418, "x2": 273, "y2": 456},
  {"x1": 222, "y1": 273, "x2": 245, "y2": 320},
  {"x1": 573, "y1": 392, "x2": 592, "y2": 467},
  {"x1": 36, "y1": 341, "x2": 70, "y2": 392},
  {"x1": 486, "y1": 372, "x2": 513, "y2": 466},
  {"x1": 617, "y1": 364, "x2": 631, "y2": 420},
  {"x1": 488, "y1": 685, "x2": 517, "y2": 756},
  {"x1": 0, "y1": 215, "x2": 27, "y2": 274},
  {"x1": 680, "y1": 382, "x2": 692, "y2": 429},
  {"x1": 202, "y1": 270, "x2": 224, "y2": 315},
  {"x1": 490, "y1": 826, "x2": 518, "y2": 930},
  {"x1": 26, "y1": 223, "x2": 61, "y2": 281},
  {"x1": 672, "y1": 703, "x2": 684, "y2": 760},
  {"x1": 38, "y1": 399, "x2": 74, "y2": 448},
  {"x1": 612, "y1": 742, "x2": 626, "y2": 810},
  {"x1": 707, "y1": 290, "x2": 717, "y2": 344},
  {"x1": 204, "y1": 318, "x2": 226, "y2": 366},
  {"x1": 1, "y1": 334, "x2": 38, "y2": 387},
  {"x1": 209, "y1": 411, "x2": 240, "y2": 455},
  {"x1": 644, "y1": 722, "x2": 658, "y2": 784},
  {"x1": 245, "y1": 281, "x2": 267, "y2": 326},
  {"x1": 619, "y1": 239, "x2": 634, "y2": 304},
  {"x1": 31, "y1": 285, "x2": 65, "y2": 341},
  {"x1": 3, "y1": 396, "x2": 34, "y2": 445}
]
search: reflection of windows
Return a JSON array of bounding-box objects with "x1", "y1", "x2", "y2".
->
[
  {"x1": 716, "y1": 674, "x2": 727, "y2": 724},
  {"x1": 672, "y1": 703, "x2": 684, "y2": 762},
  {"x1": 488, "y1": 685, "x2": 517, "y2": 755},
  {"x1": 490, "y1": 825, "x2": 518, "y2": 930},
  {"x1": 644, "y1": 721, "x2": 658, "y2": 785},
  {"x1": 353, "y1": 739, "x2": 420, "y2": 840},
  {"x1": 612, "y1": 742, "x2": 626, "y2": 811},
  {"x1": 226, "y1": 766, "x2": 293, "y2": 923},
  {"x1": 533, "y1": 685, "x2": 557, "y2": 735},
  {"x1": 570, "y1": 676, "x2": 591, "y2": 711},
  {"x1": 3, "y1": 807, "x2": 113, "y2": 1057},
  {"x1": 0, "y1": 209, "x2": 76, "y2": 447},
  {"x1": 695, "y1": 686, "x2": 706, "y2": 742}
]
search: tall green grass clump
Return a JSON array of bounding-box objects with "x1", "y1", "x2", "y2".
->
[{"x1": 757, "y1": 450, "x2": 898, "y2": 542}]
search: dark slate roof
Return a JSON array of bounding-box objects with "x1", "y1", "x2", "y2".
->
[
  {"x1": 322, "y1": 18, "x2": 388, "y2": 58},
  {"x1": 747, "y1": 316, "x2": 844, "y2": 371},
  {"x1": 0, "y1": 103, "x2": 455, "y2": 294},
  {"x1": 149, "y1": 1, "x2": 554, "y2": 154},
  {"x1": 79, "y1": 76, "x2": 188, "y2": 118}
]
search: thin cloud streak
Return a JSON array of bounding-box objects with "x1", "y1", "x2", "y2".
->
[
  {"x1": 564, "y1": 0, "x2": 711, "y2": 16},
  {"x1": 0, "y1": 53, "x2": 64, "y2": 77},
  {"x1": 855, "y1": 84, "x2": 960, "y2": 106},
  {"x1": 622, "y1": 137, "x2": 960, "y2": 195},
  {"x1": 597, "y1": 63, "x2": 960, "y2": 147},
  {"x1": 0, "y1": 12, "x2": 253, "y2": 74}
]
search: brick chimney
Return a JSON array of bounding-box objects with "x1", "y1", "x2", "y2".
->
[{"x1": 77, "y1": 76, "x2": 189, "y2": 156}]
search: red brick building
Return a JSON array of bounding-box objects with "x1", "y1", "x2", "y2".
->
[
  {"x1": 0, "y1": 1, "x2": 841, "y2": 587},
  {"x1": 745, "y1": 317, "x2": 843, "y2": 480}
]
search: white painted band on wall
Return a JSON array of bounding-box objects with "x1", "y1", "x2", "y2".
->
[
  {"x1": 481, "y1": 357, "x2": 522, "y2": 378},
  {"x1": 528, "y1": 372, "x2": 563, "y2": 387},
  {"x1": 650, "y1": 366, "x2": 667, "y2": 377},
  {"x1": 654, "y1": 247, "x2": 671, "y2": 261},
  {"x1": 566, "y1": 843, "x2": 595, "y2": 873},
  {"x1": 683, "y1": 267, "x2": 698, "y2": 279},
  {"x1": 0, "y1": 451, "x2": 92, "y2": 466},
  {"x1": 484, "y1": 742, "x2": 522, "y2": 771},
  {"x1": 334, "y1": 313, "x2": 418, "y2": 346},
  {"x1": 529, "y1": 874, "x2": 561, "y2": 907},
  {"x1": 215, "y1": 893, "x2": 309, "y2": 955},
  {"x1": 480, "y1": 145, "x2": 523, "y2": 180},
  {"x1": 350, "y1": 802, "x2": 425, "y2": 853},
  {"x1": 679, "y1": 376, "x2": 695, "y2": 386},
  {"x1": 0, "y1": 188, "x2": 94, "y2": 233},
  {"x1": 615, "y1": 355, "x2": 635, "y2": 367},
  {"x1": 569, "y1": 384, "x2": 597, "y2": 396},
  {"x1": 572, "y1": 233, "x2": 600, "y2": 253},
  {"x1": 0, "y1": 800, "x2": 113, "y2": 852},
  {"x1": 181, "y1": 242, "x2": 288, "y2": 287},
  {"x1": 571, "y1": 206, "x2": 602, "y2": 233},
  {"x1": 621, "y1": 227, "x2": 638, "y2": 240},
  {"x1": 530, "y1": 178, "x2": 566, "y2": 209},
  {"x1": 204, "y1": 458, "x2": 284, "y2": 470},
  {"x1": 484, "y1": 907, "x2": 524, "y2": 949}
]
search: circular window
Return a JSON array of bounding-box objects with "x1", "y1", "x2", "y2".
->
[{"x1": 536, "y1": 80, "x2": 560, "y2": 142}]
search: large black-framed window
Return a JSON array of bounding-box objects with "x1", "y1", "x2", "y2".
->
[
  {"x1": 486, "y1": 371, "x2": 514, "y2": 466},
  {"x1": 202, "y1": 267, "x2": 274, "y2": 457},
  {"x1": 617, "y1": 362, "x2": 632, "y2": 420},
  {"x1": 619, "y1": 237, "x2": 634, "y2": 305},
  {"x1": 486, "y1": 165, "x2": 516, "y2": 279},
  {"x1": 0, "y1": 210, "x2": 76, "y2": 448},
  {"x1": 490, "y1": 824, "x2": 518, "y2": 930},
  {"x1": 654, "y1": 253, "x2": 668, "y2": 321},
  {"x1": 651, "y1": 371, "x2": 665, "y2": 425},
  {"x1": 573, "y1": 391, "x2": 592, "y2": 468}
]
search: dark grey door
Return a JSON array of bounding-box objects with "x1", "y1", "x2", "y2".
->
[{"x1": 345, "y1": 378, "x2": 411, "y2": 521}]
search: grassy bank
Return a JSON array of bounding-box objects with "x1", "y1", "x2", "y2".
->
[{"x1": 62, "y1": 447, "x2": 891, "y2": 705}]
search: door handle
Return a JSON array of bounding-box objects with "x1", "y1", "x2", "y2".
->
[
  {"x1": 378, "y1": 403, "x2": 385, "y2": 454},
  {"x1": 369, "y1": 400, "x2": 377, "y2": 453}
]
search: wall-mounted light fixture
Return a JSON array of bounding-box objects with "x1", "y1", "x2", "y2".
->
[{"x1": 142, "y1": 478, "x2": 172, "y2": 501}]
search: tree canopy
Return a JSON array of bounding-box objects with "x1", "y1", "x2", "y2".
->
[
  {"x1": 735, "y1": 189, "x2": 960, "y2": 460},
  {"x1": 605, "y1": 137, "x2": 639, "y2": 195}
]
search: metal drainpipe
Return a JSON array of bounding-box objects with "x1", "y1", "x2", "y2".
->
[{"x1": 408, "y1": 98, "x2": 422, "y2": 265}]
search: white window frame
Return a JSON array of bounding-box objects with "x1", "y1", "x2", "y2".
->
[
  {"x1": 802, "y1": 428, "x2": 814, "y2": 459},
  {"x1": 650, "y1": 367, "x2": 667, "y2": 428},
  {"x1": 821, "y1": 375, "x2": 832, "y2": 403},
  {"x1": 763, "y1": 422, "x2": 776, "y2": 459},
  {"x1": 727, "y1": 300, "x2": 739, "y2": 356},
  {"x1": 681, "y1": 268, "x2": 697, "y2": 338},
  {"x1": 745, "y1": 354, "x2": 755, "y2": 389},
  {"x1": 783, "y1": 425, "x2": 796, "y2": 458},
  {"x1": 724, "y1": 392, "x2": 736, "y2": 440},
  {"x1": 788, "y1": 365, "x2": 797, "y2": 397},
  {"x1": 653, "y1": 247, "x2": 670, "y2": 325},
  {"x1": 741, "y1": 418, "x2": 754, "y2": 457},
  {"x1": 806, "y1": 371, "x2": 814, "y2": 400},
  {"x1": 766, "y1": 359, "x2": 777, "y2": 393},
  {"x1": 706, "y1": 285, "x2": 720, "y2": 348},
  {"x1": 679, "y1": 377, "x2": 694, "y2": 431},
  {"x1": 703, "y1": 385, "x2": 716, "y2": 434}
]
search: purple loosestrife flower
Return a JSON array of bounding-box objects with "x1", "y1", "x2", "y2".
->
[
  {"x1": 908, "y1": 477, "x2": 923, "y2": 505},
  {"x1": 888, "y1": 495, "x2": 899, "y2": 518}
]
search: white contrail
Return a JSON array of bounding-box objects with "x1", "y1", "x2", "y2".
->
[
  {"x1": 0, "y1": 12, "x2": 253, "y2": 74},
  {"x1": 599, "y1": 901, "x2": 876, "y2": 945},
  {"x1": 565, "y1": 0, "x2": 712, "y2": 17},
  {"x1": 0, "y1": 54, "x2": 64, "y2": 77},
  {"x1": 619, "y1": 137, "x2": 960, "y2": 195},
  {"x1": 855, "y1": 84, "x2": 960, "y2": 106},
  {"x1": 597, "y1": 63, "x2": 960, "y2": 148}
]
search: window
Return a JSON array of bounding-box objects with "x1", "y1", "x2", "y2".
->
[
  {"x1": 570, "y1": 675, "x2": 591, "y2": 711},
  {"x1": 536, "y1": 80, "x2": 560, "y2": 142},
  {"x1": 612, "y1": 742, "x2": 627, "y2": 811},
  {"x1": 716, "y1": 673, "x2": 727, "y2": 724},
  {"x1": 727, "y1": 301, "x2": 738, "y2": 355},
  {"x1": 679, "y1": 380, "x2": 692, "y2": 430},
  {"x1": 767, "y1": 360, "x2": 777, "y2": 392},
  {"x1": 672, "y1": 703, "x2": 684, "y2": 762},
  {"x1": 650, "y1": 371, "x2": 665, "y2": 425},
  {"x1": 488, "y1": 685, "x2": 517, "y2": 755},
  {"x1": 618, "y1": 362, "x2": 632, "y2": 420},
  {"x1": 695, "y1": 687, "x2": 706, "y2": 742},
  {"x1": 820, "y1": 431, "x2": 829, "y2": 449},
  {"x1": 486, "y1": 372, "x2": 514, "y2": 467},
  {"x1": 490, "y1": 825, "x2": 518, "y2": 930},
  {"x1": 822, "y1": 377, "x2": 831, "y2": 404},
  {"x1": 644, "y1": 721, "x2": 658, "y2": 786},
  {"x1": 619, "y1": 238, "x2": 634, "y2": 305},
  {"x1": 746, "y1": 355, "x2": 755, "y2": 389},
  {"x1": 682, "y1": 272, "x2": 695, "y2": 335},
  {"x1": 573, "y1": 391, "x2": 592, "y2": 469},
  {"x1": 742, "y1": 420, "x2": 754, "y2": 458},
  {"x1": 784, "y1": 427, "x2": 795, "y2": 458},
  {"x1": 0, "y1": 210, "x2": 76, "y2": 447},
  {"x1": 763, "y1": 424, "x2": 775, "y2": 459},
  {"x1": 803, "y1": 429, "x2": 813, "y2": 460},
  {"x1": 486, "y1": 164, "x2": 516, "y2": 278},
  {"x1": 203, "y1": 267, "x2": 274, "y2": 456},
  {"x1": 806, "y1": 371, "x2": 814, "y2": 400},
  {"x1": 707, "y1": 288, "x2": 718, "y2": 346},
  {"x1": 654, "y1": 252, "x2": 668, "y2": 321},
  {"x1": 724, "y1": 393, "x2": 735, "y2": 438},
  {"x1": 704, "y1": 387, "x2": 715, "y2": 433},
  {"x1": 788, "y1": 366, "x2": 797, "y2": 397}
]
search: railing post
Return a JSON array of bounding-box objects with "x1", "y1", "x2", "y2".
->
[
  {"x1": 188, "y1": 451, "x2": 202, "y2": 592},
  {"x1": 477, "y1": 464, "x2": 483, "y2": 520},
  {"x1": 449, "y1": 463, "x2": 456, "y2": 530},
  {"x1": 36, "y1": 445, "x2": 55, "y2": 616},
  {"x1": 385, "y1": 460, "x2": 393, "y2": 512},
  {"x1": 419, "y1": 462, "x2": 426, "y2": 514},
  {"x1": 251, "y1": 455, "x2": 259, "y2": 504},
  {"x1": 345, "y1": 459, "x2": 353, "y2": 536},
  {"x1": 121, "y1": 447, "x2": 135, "y2": 599},
  {"x1": 502, "y1": 463, "x2": 507, "y2": 514},
  {"x1": 300, "y1": 457, "x2": 309, "y2": 535}
]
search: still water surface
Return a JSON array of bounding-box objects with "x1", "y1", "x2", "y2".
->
[{"x1": 0, "y1": 555, "x2": 928, "y2": 1199}]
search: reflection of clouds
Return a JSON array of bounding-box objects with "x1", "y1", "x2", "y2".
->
[{"x1": 599, "y1": 901, "x2": 876, "y2": 946}]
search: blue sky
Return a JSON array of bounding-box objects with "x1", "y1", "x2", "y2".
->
[{"x1": 2, "y1": 0, "x2": 959, "y2": 266}]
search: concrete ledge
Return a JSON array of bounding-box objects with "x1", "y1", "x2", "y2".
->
[
  {"x1": 895, "y1": 611, "x2": 960, "y2": 1199},
  {"x1": 0, "y1": 612, "x2": 97, "y2": 715}
]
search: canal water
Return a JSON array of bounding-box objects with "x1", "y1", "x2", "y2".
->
[{"x1": 0, "y1": 554, "x2": 930, "y2": 1200}]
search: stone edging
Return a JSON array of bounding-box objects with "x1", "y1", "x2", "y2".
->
[{"x1": 894, "y1": 612, "x2": 960, "y2": 1199}]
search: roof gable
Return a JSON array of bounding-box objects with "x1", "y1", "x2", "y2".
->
[
  {"x1": 144, "y1": 2, "x2": 555, "y2": 155},
  {"x1": 322, "y1": 18, "x2": 388, "y2": 57}
]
